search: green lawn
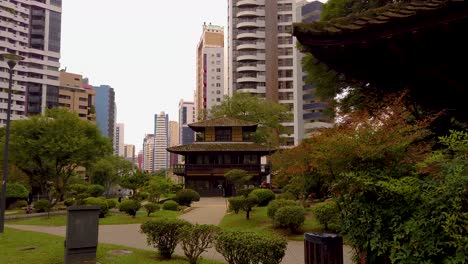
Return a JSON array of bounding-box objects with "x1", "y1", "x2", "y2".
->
[
  {"x1": 0, "y1": 228, "x2": 223, "y2": 264},
  {"x1": 219, "y1": 205, "x2": 323, "y2": 241},
  {"x1": 8, "y1": 210, "x2": 181, "y2": 226}
]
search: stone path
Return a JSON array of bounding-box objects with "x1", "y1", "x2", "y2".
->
[{"x1": 7, "y1": 197, "x2": 352, "y2": 264}]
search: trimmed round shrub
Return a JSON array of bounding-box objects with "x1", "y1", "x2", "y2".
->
[
  {"x1": 180, "y1": 224, "x2": 220, "y2": 264},
  {"x1": 267, "y1": 199, "x2": 298, "y2": 219},
  {"x1": 274, "y1": 206, "x2": 305, "y2": 233},
  {"x1": 174, "y1": 189, "x2": 200, "y2": 207},
  {"x1": 276, "y1": 192, "x2": 296, "y2": 200},
  {"x1": 75, "y1": 193, "x2": 89, "y2": 205},
  {"x1": 312, "y1": 202, "x2": 341, "y2": 232},
  {"x1": 84, "y1": 197, "x2": 109, "y2": 218},
  {"x1": 236, "y1": 188, "x2": 254, "y2": 197},
  {"x1": 4, "y1": 182, "x2": 28, "y2": 208},
  {"x1": 162, "y1": 200, "x2": 179, "y2": 211},
  {"x1": 215, "y1": 230, "x2": 287, "y2": 264},
  {"x1": 250, "y1": 189, "x2": 275, "y2": 206},
  {"x1": 144, "y1": 203, "x2": 160, "y2": 217},
  {"x1": 141, "y1": 218, "x2": 192, "y2": 259},
  {"x1": 87, "y1": 184, "x2": 105, "y2": 197},
  {"x1": 12, "y1": 200, "x2": 28, "y2": 209},
  {"x1": 106, "y1": 199, "x2": 117, "y2": 209},
  {"x1": 119, "y1": 199, "x2": 141, "y2": 218},
  {"x1": 64, "y1": 198, "x2": 76, "y2": 207},
  {"x1": 34, "y1": 199, "x2": 51, "y2": 212},
  {"x1": 228, "y1": 196, "x2": 244, "y2": 214},
  {"x1": 67, "y1": 183, "x2": 88, "y2": 196},
  {"x1": 136, "y1": 191, "x2": 150, "y2": 201}
]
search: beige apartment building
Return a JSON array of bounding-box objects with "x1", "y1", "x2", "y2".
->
[{"x1": 59, "y1": 70, "x2": 95, "y2": 122}]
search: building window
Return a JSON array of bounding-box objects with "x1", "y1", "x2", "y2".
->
[
  {"x1": 216, "y1": 83, "x2": 221, "y2": 87},
  {"x1": 216, "y1": 68, "x2": 221, "y2": 72},
  {"x1": 216, "y1": 90, "x2": 221, "y2": 94},
  {"x1": 215, "y1": 128, "x2": 232, "y2": 142},
  {"x1": 216, "y1": 98, "x2": 221, "y2": 102}
]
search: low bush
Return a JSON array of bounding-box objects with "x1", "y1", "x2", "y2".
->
[
  {"x1": 274, "y1": 206, "x2": 305, "y2": 233},
  {"x1": 106, "y1": 199, "x2": 117, "y2": 209},
  {"x1": 75, "y1": 193, "x2": 89, "y2": 205},
  {"x1": 34, "y1": 199, "x2": 51, "y2": 213},
  {"x1": 276, "y1": 192, "x2": 296, "y2": 200},
  {"x1": 242, "y1": 194, "x2": 258, "y2": 220},
  {"x1": 162, "y1": 200, "x2": 179, "y2": 211},
  {"x1": 267, "y1": 199, "x2": 298, "y2": 219},
  {"x1": 119, "y1": 199, "x2": 141, "y2": 218},
  {"x1": 84, "y1": 197, "x2": 109, "y2": 218},
  {"x1": 140, "y1": 218, "x2": 191, "y2": 259},
  {"x1": 144, "y1": 203, "x2": 160, "y2": 217},
  {"x1": 312, "y1": 201, "x2": 341, "y2": 232},
  {"x1": 215, "y1": 230, "x2": 287, "y2": 264},
  {"x1": 12, "y1": 200, "x2": 28, "y2": 209},
  {"x1": 136, "y1": 191, "x2": 150, "y2": 201},
  {"x1": 64, "y1": 198, "x2": 75, "y2": 207},
  {"x1": 250, "y1": 189, "x2": 275, "y2": 206},
  {"x1": 180, "y1": 224, "x2": 220, "y2": 264},
  {"x1": 67, "y1": 183, "x2": 88, "y2": 197},
  {"x1": 87, "y1": 184, "x2": 105, "y2": 197},
  {"x1": 228, "y1": 196, "x2": 244, "y2": 214},
  {"x1": 236, "y1": 188, "x2": 254, "y2": 197},
  {"x1": 4, "y1": 182, "x2": 29, "y2": 208},
  {"x1": 174, "y1": 189, "x2": 200, "y2": 207}
]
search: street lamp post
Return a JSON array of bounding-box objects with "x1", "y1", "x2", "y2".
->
[{"x1": 0, "y1": 53, "x2": 24, "y2": 233}]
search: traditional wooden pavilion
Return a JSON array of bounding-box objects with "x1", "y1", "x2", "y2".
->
[
  {"x1": 293, "y1": 0, "x2": 468, "y2": 124},
  {"x1": 167, "y1": 117, "x2": 276, "y2": 196}
]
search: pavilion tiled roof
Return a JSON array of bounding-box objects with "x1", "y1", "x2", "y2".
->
[
  {"x1": 188, "y1": 117, "x2": 257, "y2": 128},
  {"x1": 167, "y1": 142, "x2": 276, "y2": 155}
]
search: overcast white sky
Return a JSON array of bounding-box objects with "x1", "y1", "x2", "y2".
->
[{"x1": 61, "y1": 0, "x2": 227, "y2": 152}]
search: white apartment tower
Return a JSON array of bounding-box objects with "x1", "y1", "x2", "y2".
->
[
  {"x1": 142, "y1": 134, "x2": 155, "y2": 173},
  {"x1": 153, "y1": 111, "x2": 169, "y2": 171},
  {"x1": 0, "y1": 0, "x2": 62, "y2": 125},
  {"x1": 228, "y1": 0, "x2": 299, "y2": 146},
  {"x1": 114, "y1": 123, "x2": 124, "y2": 156},
  {"x1": 195, "y1": 23, "x2": 224, "y2": 120}
]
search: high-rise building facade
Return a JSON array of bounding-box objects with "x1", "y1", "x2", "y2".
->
[
  {"x1": 114, "y1": 123, "x2": 124, "y2": 156},
  {"x1": 0, "y1": 0, "x2": 62, "y2": 125},
  {"x1": 293, "y1": 1, "x2": 332, "y2": 142},
  {"x1": 58, "y1": 70, "x2": 95, "y2": 122},
  {"x1": 93, "y1": 85, "x2": 116, "y2": 141},
  {"x1": 228, "y1": 0, "x2": 298, "y2": 146},
  {"x1": 179, "y1": 99, "x2": 195, "y2": 146},
  {"x1": 195, "y1": 23, "x2": 224, "y2": 120},
  {"x1": 142, "y1": 134, "x2": 154, "y2": 173},
  {"x1": 124, "y1": 144, "x2": 135, "y2": 164},
  {"x1": 154, "y1": 111, "x2": 169, "y2": 171},
  {"x1": 168, "y1": 120, "x2": 179, "y2": 166}
]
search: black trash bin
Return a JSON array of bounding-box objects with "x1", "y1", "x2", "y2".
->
[{"x1": 304, "y1": 233, "x2": 343, "y2": 264}]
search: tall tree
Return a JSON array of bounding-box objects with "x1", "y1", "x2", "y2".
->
[
  {"x1": 88, "y1": 155, "x2": 134, "y2": 195},
  {"x1": 210, "y1": 93, "x2": 292, "y2": 146},
  {"x1": 0, "y1": 108, "x2": 112, "y2": 206}
]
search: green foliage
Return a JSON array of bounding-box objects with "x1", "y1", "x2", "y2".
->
[
  {"x1": 136, "y1": 191, "x2": 149, "y2": 201},
  {"x1": 120, "y1": 170, "x2": 150, "y2": 196},
  {"x1": 66, "y1": 183, "x2": 88, "y2": 197},
  {"x1": 215, "y1": 230, "x2": 287, "y2": 264},
  {"x1": 106, "y1": 199, "x2": 117, "y2": 209},
  {"x1": 180, "y1": 224, "x2": 220, "y2": 264},
  {"x1": 250, "y1": 189, "x2": 275, "y2": 207},
  {"x1": 162, "y1": 200, "x2": 179, "y2": 211},
  {"x1": 63, "y1": 198, "x2": 75, "y2": 207},
  {"x1": 87, "y1": 184, "x2": 105, "y2": 197},
  {"x1": 5, "y1": 182, "x2": 28, "y2": 199},
  {"x1": 273, "y1": 206, "x2": 305, "y2": 233},
  {"x1": 312, "y1": 202, "x2": 341, "y2": 232},
  {"x1": 88, "y1": 155, "x2": 134, "y2": 193},
  {"x1": 227, "y1": 196, "x2": 244, "y2": 214},
  {"x1": 140, "y1": 218, "x2": 191, "y2": 259},
  {"x1": 34, "y1": 199, "x2": 51, "y2": 213},
  {"x1": 174, "y1": 189, "x2": 200, "y2": 207},
  {"x1": 236, "y1": 188, "x2": 254, "y2": 197},
  {"x1": 2, "y1": 108, "x2": 112, "y2": 207},
  {"x1": 118, "y1": 199, "x2": 141, "y2": 218},
  {"x1": 84, "y1": 197, "x2": 109, "y2": 218},
  {"x1": 210, "y1": 92, "x2": 291, "y2": 145},
  {"x1": 276, "y1": 192, "x2": 296, "y2": 200},
  {"x1": 75, "y1": 193, "x2": 89, "y2": 205},
  {"x1": 144, "y1": 203, "x2": 160, "y2": 217},
  {"x1": 145, "y1": 176, "x2": 174, "y2": 203},
  {"x1": 12, "y1": 200, "x2": 28, "y2": 209},
  {"x1": 224, "y1": 169, "x2": 252, "y2": 190},
  {"x1": 267, "y1": 199, "x2": 298, "y2": 219}
]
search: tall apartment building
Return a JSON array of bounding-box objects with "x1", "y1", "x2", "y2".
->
[
  {"x1": 168, "y1": 120, "x2": 179, "y2": 166},
  {"x1": 93, "y1": 85, "x2": 116, "y2": 141},
  {"x1": 58, "y1": 70, "x2": 95, "y2": 122},
  {"x1": 228, "y1": 0, "x2": 299, "y2": 146},
  {"x1": 124, "y1": 144, "x2": 135, "y2": 164},
  {"x1": 142, "y1": 134, "x2": 155, "y2": 173},
  {"x1": 153, "y1": 112, "x2": 169, "y2": 171},
  {"x1": 179, "y1": 99, "x2": 195, "y2": 146},
  {"x1": 114, "y1": 123, "x2": 124, "y2": 156},
  {"x1": 293, "y1": 1, "x2": 332, "y2": 141},
  {"x1": 195, "y1": 23, "x2": 224, "y2": 120},
  {"x1": 0, "y1": 0, "x2": 62, "y2": 125}
]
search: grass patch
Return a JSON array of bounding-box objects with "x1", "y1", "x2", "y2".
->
[
  {"x1": 8, "y1": 210, "x2": 181, "y2": 226},
  {"x1": 0, "y1": 228, "x2": 222, "y2": 264},
  {"x1": 219, "y1": 206, "x2": 323, "y2": 241}
]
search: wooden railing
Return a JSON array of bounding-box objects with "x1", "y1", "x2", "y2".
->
[{"x1": 172, "y1": 164, "x2": 270, "y2": 176}]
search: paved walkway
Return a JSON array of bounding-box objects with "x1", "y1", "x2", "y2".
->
[{"x1": 7, "y1": 197, "x2": 352, "y2": 264}]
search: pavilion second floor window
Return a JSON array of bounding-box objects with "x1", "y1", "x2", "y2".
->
[{"x1": 215, "y1": 128, "x2": 232, "y2": 141}]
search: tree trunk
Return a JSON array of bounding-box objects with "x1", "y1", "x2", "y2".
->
[{"x1": 246, "y1": 209, "x2": 250, "y2": 220}]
